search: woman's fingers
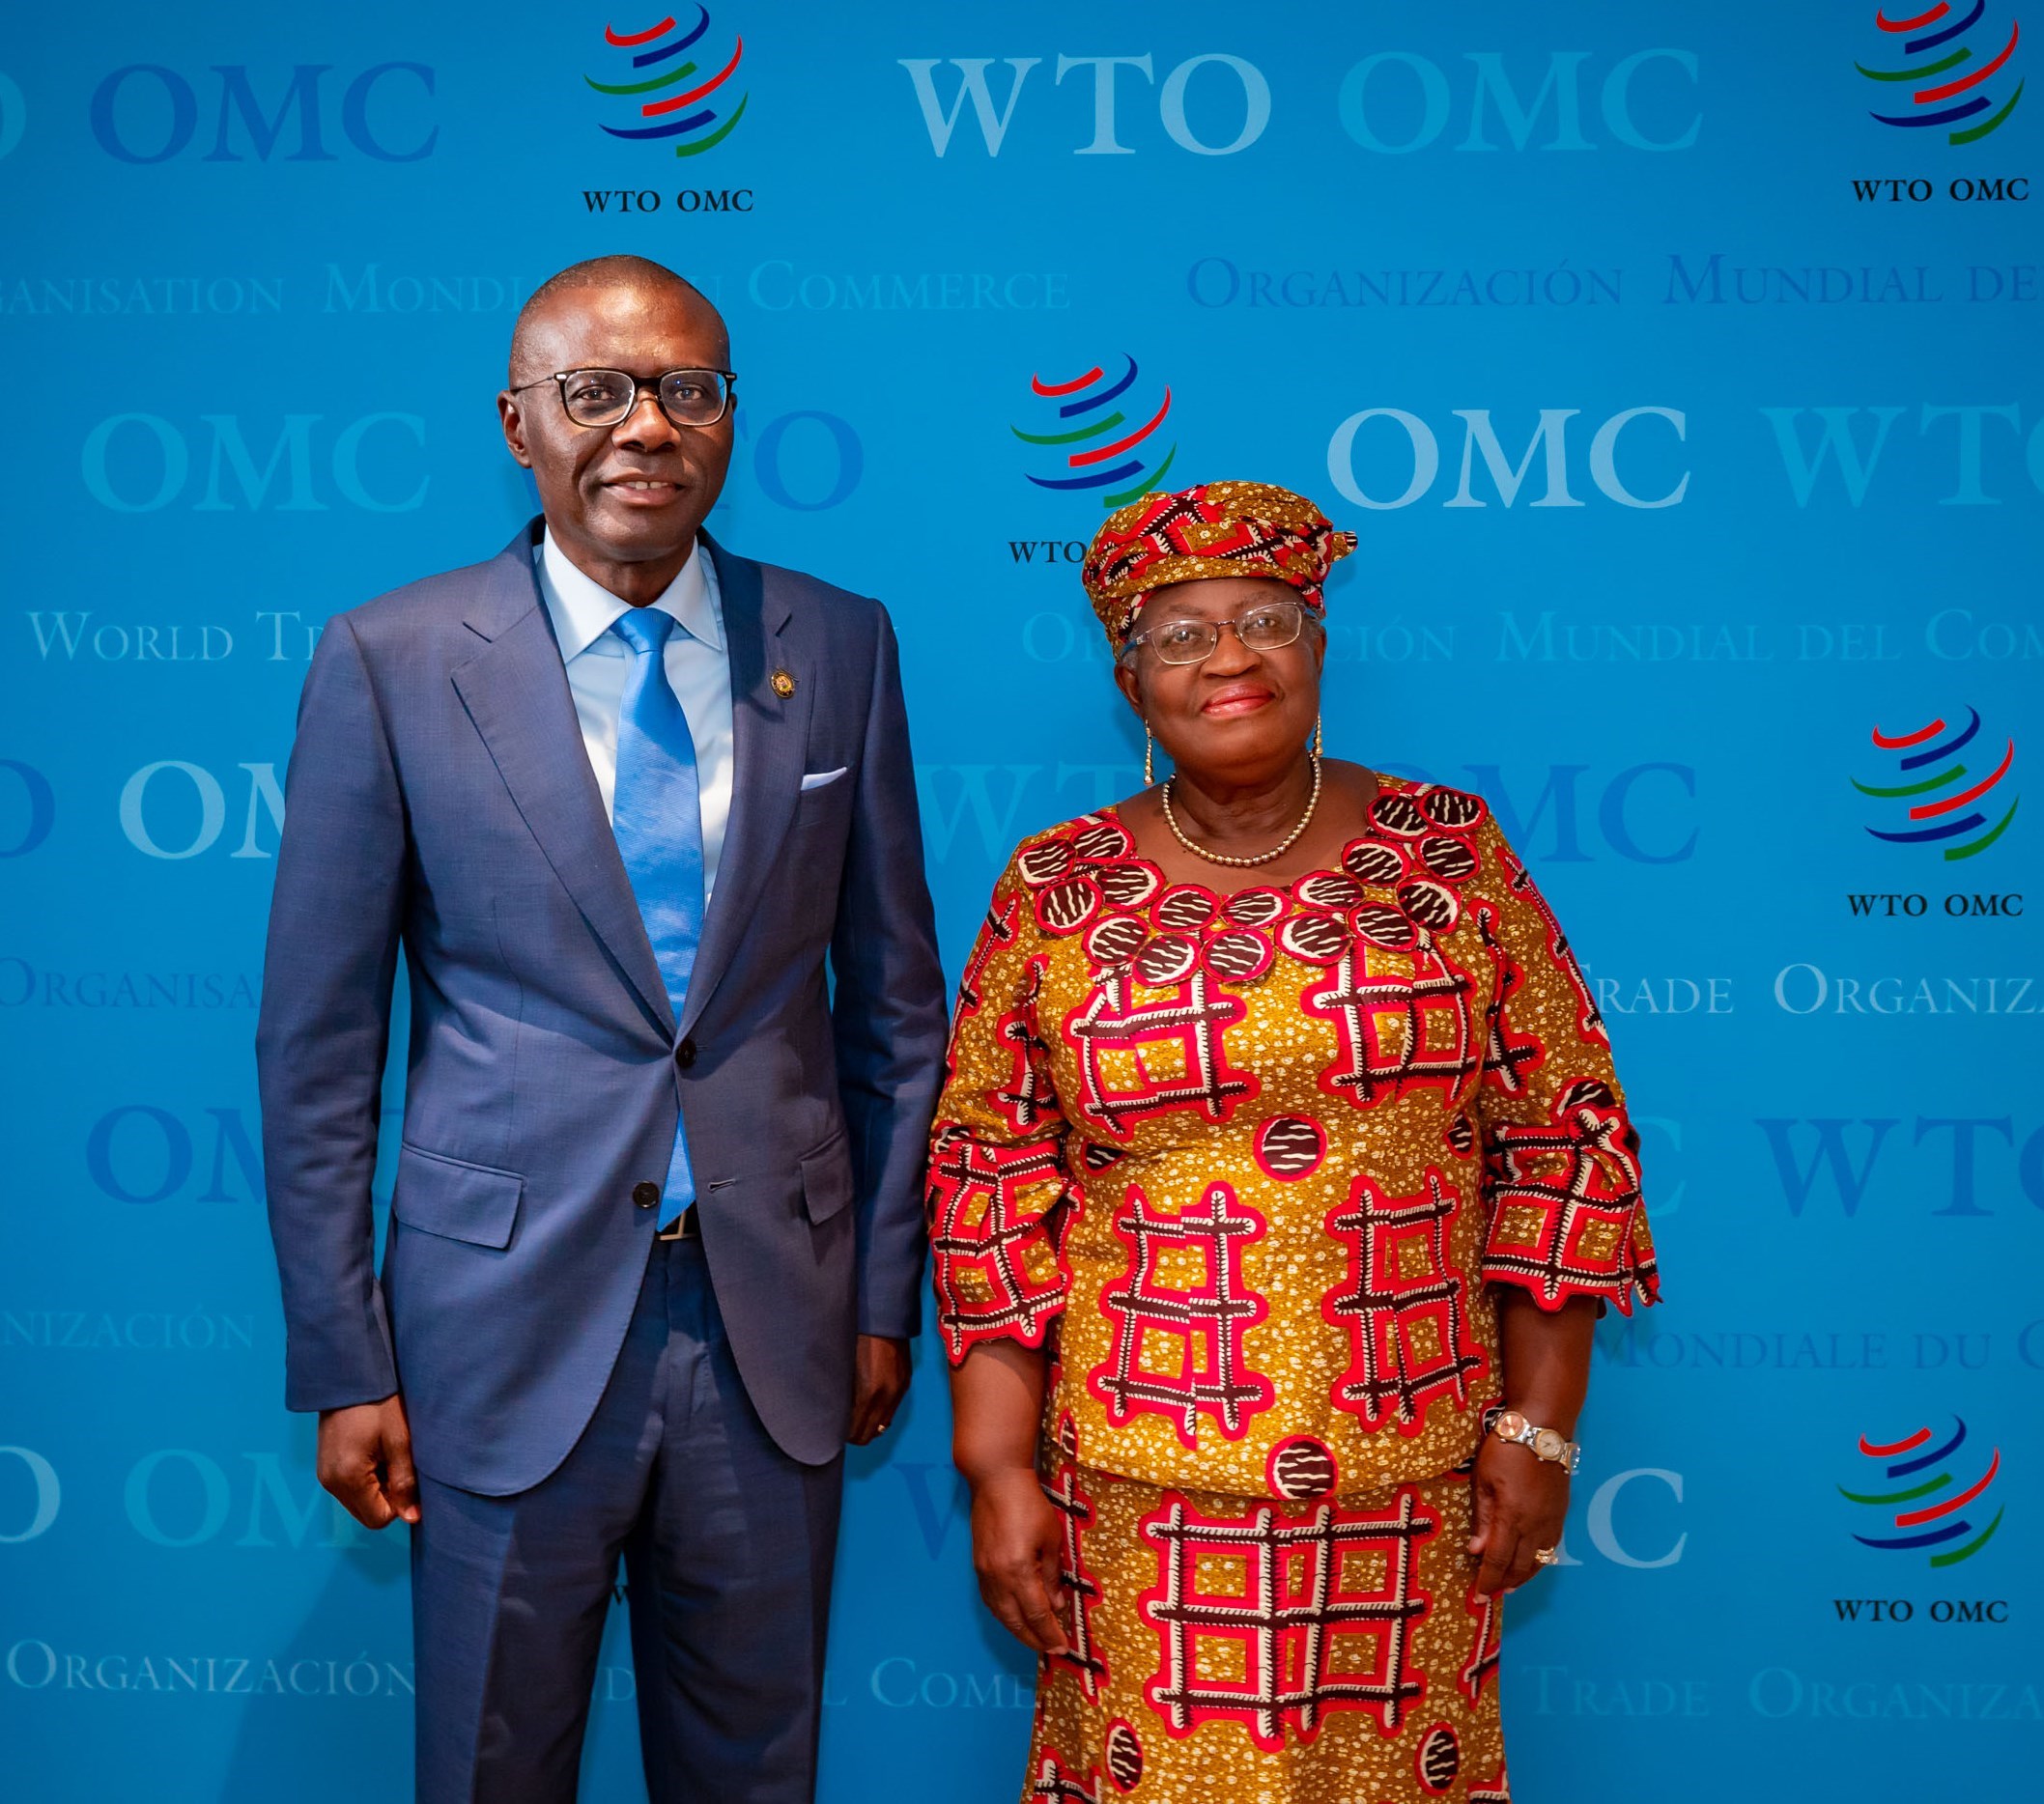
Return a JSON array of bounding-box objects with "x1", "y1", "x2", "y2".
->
[
  {"x1": 972, "y1": 1474, "x2": 1072, "y2": 1655},
  {"x1": 1017, "y1": 1564, "x2": 1072, "y2": 1656},
  {"x1": 1505, "y1": 1538, "x2": 1547, "y2": 1594},
  {"x1": 1465, "y1": 1466, "x2": 1494, "y2": 1558},
  {"x1": 1469, "y1": 1442, "x2": 1569, "y2": 1593},
  {"x1": 980, "y1": 1559, "x2": 1070, "y2": 1655},
  {"x1": 1472, "y1": 1499, "x2": 1521, "y2": 1594}
]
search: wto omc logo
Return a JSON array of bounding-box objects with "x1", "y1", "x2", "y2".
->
[
  {"x1": 1840, "y1": 1418, "x2": 2004, "y2": 1565},
  {"x1": 588, "y1": 7, "x2": 749, "y2": 156},
  {"x1": 1011, "y1": 356, "x2": 1177, "y2": 509},
  {"x1": 1856, "y1": 3, "x2": 2025, "y2": 145},
  {"x1": 1854, "y1": 708, "x2": 2019, "y2": 860}
]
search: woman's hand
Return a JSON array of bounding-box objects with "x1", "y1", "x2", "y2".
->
[
  {"x1": 1467, "y1": 1436, "x2": 1569, "y2": 1594},
  {"x1": 967, "y1": 1466, "x2": 1070, "y2": 1656}
]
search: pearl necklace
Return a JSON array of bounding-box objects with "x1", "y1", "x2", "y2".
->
[{"x1": 1160, "y1": 755, "x2": 1322, "y2": 868}]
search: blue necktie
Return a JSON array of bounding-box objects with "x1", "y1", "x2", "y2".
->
[{"x1": 610, "y1": 606, "x2": 704, "y2": 1226}]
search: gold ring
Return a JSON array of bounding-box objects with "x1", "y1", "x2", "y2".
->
[{"x1": 1533, "y1": 1546, "x2": 1560, "y2": 1566}]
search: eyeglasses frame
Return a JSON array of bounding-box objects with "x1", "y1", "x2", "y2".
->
[
  {"x1": 507, "y1": 366, "x2": 739, "y2": 431},
  {"x1": 1120, "y1": 594, "x2": 1315, "y2": 667}
]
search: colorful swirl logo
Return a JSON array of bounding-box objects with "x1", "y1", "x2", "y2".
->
[
  {"x1": 1840, "y1": 1419, "x2": 2003, "y2": 1566},
  {"x1": 1857, "y1": 4, "x2": 2025, "y2": 145},
  {"x1": 588, "y1": 8, "x2": 748, "y2": 156},
  {"x1": 1011, "y1": 357, "x2": 1177, "y2": 509},
  {"x1": 1853, "y1": 708, "x2": 2019, "y2": 860}
]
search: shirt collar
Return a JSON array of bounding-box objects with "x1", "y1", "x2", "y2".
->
[{"x1": 535, "y1": 527, "x2": 724, "y2": 660}]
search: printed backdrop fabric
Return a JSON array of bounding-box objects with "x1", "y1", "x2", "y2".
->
[{"x1": 2, "y1": 3, "x2": 2039, "y2": 1799}]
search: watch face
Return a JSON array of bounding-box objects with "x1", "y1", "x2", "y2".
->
[
  {"x1": 1533, "y1": 1427, "x2": 1565, "y2": 1460},
  {"x1": 1494, "y1": 1411, "x2": 1528, "y2": 1442}
]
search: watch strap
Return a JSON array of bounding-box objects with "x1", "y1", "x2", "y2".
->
[{"x1": 1490, "y1": 1407, "x2": 1582, "y2": 1473}]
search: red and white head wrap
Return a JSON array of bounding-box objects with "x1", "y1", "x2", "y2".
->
[{"x1": 1080, "y1": 480, "x2": 1356, "y2": 650}]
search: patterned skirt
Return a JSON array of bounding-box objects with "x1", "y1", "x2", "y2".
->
[{"x1": 1026, "y1": 1463, "x2": 1508, "y2": 1804}]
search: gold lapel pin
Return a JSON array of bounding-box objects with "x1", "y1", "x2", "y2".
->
[{"x1": 771, "y1": 668, "x2": 796, "y2": 698}]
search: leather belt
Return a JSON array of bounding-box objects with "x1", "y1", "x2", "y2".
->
[{"x1": 654, "y1": 1205, "x2": 698, "y2": 1242}]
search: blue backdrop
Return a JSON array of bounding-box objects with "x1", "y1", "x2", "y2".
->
[{"x1": 4, "y1": 2, "x2": 2040, "y2": 1797}]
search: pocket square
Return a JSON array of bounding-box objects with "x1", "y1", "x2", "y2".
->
[{"x1": 800, "y1": 767, "x2": 848, "y2": 791}]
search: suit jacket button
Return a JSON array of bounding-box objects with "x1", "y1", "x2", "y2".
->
[
  {"x1": 674, "y1": 1037, "x2": 696, "y2": 1069},
  {"x1": 632, "y1": 1181, "x2": 661, "y2": 1210}
]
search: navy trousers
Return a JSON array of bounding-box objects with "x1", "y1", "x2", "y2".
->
[{"x1": 410, "y1": 1237, "x2": 844, "y2": 1803}]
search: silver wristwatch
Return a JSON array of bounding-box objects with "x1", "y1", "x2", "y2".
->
[{"x1": 1491, "y1": 1409, "x2": 1581, "y2": 1473}]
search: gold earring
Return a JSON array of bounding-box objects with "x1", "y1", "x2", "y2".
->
[
  {"x1": 1314, "y1": 712, "x2": 1324, "y2": 758},
  {"x1": 1145, "y1": 725, "x2": 1155, "y2": 787}
]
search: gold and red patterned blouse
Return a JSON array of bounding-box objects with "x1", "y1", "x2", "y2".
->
[{"x1": 927, "y1": 777, "x2": 1659, "y2": 1502}]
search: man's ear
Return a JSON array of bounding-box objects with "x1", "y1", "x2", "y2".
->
[{"x1": 497, "y1": 392, "x2": 533, "y2": 469}]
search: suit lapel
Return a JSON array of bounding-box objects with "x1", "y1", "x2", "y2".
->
[
  {"x1": 681, "y1": 534, "x2": 809, "y2": 1037},
  {"x1": 449, "y1": 522, "x2": 675, "y2": 1036}
]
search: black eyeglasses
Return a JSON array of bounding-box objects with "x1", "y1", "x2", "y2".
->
[
  {"x1": 1121, "y1": 597, "x2": 1310, "y2": 666},
  {"x1": 509, "y1": 367, "x2": 737, "y2": 430}
]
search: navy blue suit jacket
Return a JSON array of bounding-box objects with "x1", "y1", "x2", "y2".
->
[{"x1": 257, "y1": 520, "x2": 946, "y2": 1493}]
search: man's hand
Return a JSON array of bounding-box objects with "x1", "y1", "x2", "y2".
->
[
  {"x1": 1467, "y1": 1435, "x2": 1569, "y2": 1594},
  {"x1": 317, "y1": 1395, "x2": 421, "y2": 1529},
  {"x1": 848, "y1": 1334, "x2": 911, "y2": 1445}
]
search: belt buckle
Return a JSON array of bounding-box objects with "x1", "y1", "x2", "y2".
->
[{"x1": 654, "y1": 1206, "x2": 696, "y2": 1243}]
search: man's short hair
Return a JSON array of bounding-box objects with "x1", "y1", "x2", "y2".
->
[{"x1": 508, "y1": 255, "x2": 715, "y2": 381}]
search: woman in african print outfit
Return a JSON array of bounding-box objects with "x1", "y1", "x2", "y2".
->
[{"x1": 927, "y1": 480, "x2": 1660, "y2": 1804}]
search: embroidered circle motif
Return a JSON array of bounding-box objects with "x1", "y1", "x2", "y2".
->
[
  {"x1": 1224, "y1": 888, "x2": 1287, "y2": 927},
  {"x1": 1017, "y1": 840, "x2": 1072, "y2": 887},
  {"x1": 1133, "y1": 934, "x2": 1199, "y2": 987},
  {"x1": 1104, "y1": 1721, "x2": 1144, "y2": 1792},
  {"x1": 1205, "y1": 929, "x2": 1275, "y2": 985},
  {"x1": 1037, "y1": 876, "x2": 1101, "y2": 936},
  {"x1": 1343, "y1": 839, "x2": 1406, "y2": 885},
  {"x1": 1417, "y1": 1724, "x2": 1461, "y2": 1794},
  {"x1": 1398, "y1": 878, "x2": 1462, "y2": 934},
  {"x1": 1420, "y1": 786, "x2": 1487, "y2": 830},
  {"x1": 1369, "y1": 792, "x2": 1430, "y2": 838},
  {"x1": 1419, "y1": 833, "x2": 1479, "y2": 883},
  {"x1": 1095, "y1": 860, "x2": 1162, "y2": 909},
  {"x1": 1266, "y1": 1435, "x2": 1339, "y2": 1502},
  {"x1": 1071, "y1": 820, "x2": 1132, "y2": 863},
  {"x1": 1254, "y1": 1114, "x2": 1326, "y2": 1180},
  {"x1": 1086, "y1": 914, "x2": 1150, "y2": 968},
  {"x1": 1278, "y1": 912, "x2": 1348, "y2": 965},
  {"x1": 1352, "y1": 902, "x2": 1419, "y2": 950},
  {"x1": 1155, "y1": 886, "x2": 1219, "y2": 932},
  {"x1": 1294, "y1": 871, "x2": 1361, "y2": 911}
]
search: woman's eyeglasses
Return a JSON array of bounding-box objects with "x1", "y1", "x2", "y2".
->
[{"x1": 1122, "y1": 598, "x2": 1308, "y2": 666}]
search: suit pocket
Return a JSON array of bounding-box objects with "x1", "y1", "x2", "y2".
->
[
  {"x1": 392, "y1": 1142, "x2": 525, "y2": 1249},
  {"x1": 798, "y1": 1132, "x2": 854, "y2": 1225}
]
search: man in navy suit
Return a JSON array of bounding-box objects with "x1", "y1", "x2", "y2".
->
[{"x1": 257, "y1": 254, "x2": 947, "y2": 1802}]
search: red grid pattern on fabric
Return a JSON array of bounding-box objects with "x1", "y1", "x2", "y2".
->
[
  {"x1": 1044, "y1": 1452, "x2": 1109, "y2": 1701},
  {"x1": 1093, "y1": 1183, "x2": 1274, "y2": 1446},
  {"x1": 1137, "y1": 1487, "x2": 1436, "y2": 1748},
  {"x1": 1459, "y1": 1585, "x2": 1502, "y2": 1705},
  {"x1": 1304, "y1": 944, "x2": 1480, "y2": 1111},
  {"x1": 927, "y1": 1127, "x2": 1072, "y2": 1358},
  {"x1": 1065, "y1": 968, "x2": 1256, "y2": 1139},
  {"x1": 1322, "y1": 1169, "x2": 1489, "y2": 1435},
  {"x1": 1481, "y1": 1086, "x2": 1657, "y2": 1310}
]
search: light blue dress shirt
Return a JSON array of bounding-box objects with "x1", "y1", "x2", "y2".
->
[{"x1": 534, "y1": 528, "x2": 735, "y2": 897}]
